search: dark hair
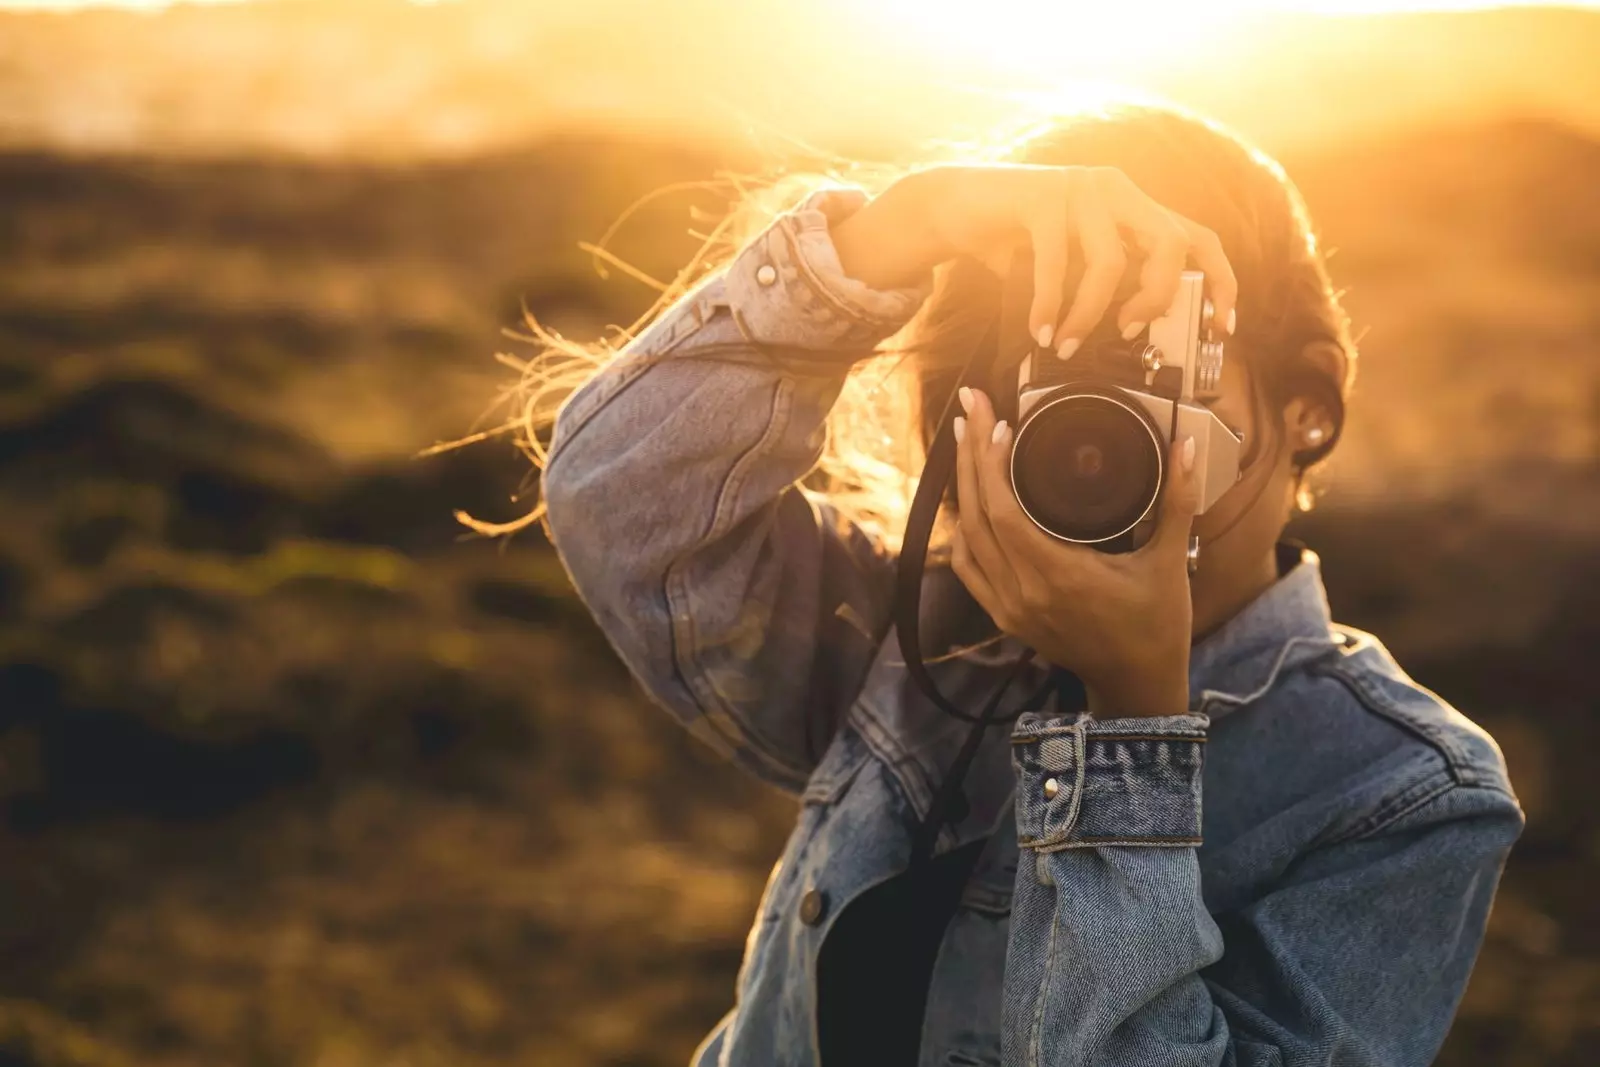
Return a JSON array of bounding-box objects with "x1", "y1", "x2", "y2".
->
[
  {"x1": 916, "y1": 104, "x2": 1356, "y2": 501},
  {"x1": 502, "y1": 103, "x2": 1356, "y2": 546}
]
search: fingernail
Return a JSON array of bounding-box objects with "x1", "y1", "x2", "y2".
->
[
  {"x1": 1036, "y1": 323, "x2": 1054, "y2": 349},
  {"x1": 1180, "y1": 436, "x2": 1196, "y2": 474},
  {"x1": 958, "y1": 386, "x2": 974, "y2": 415},
  {"x1": 1056, "y1": 337, "x2": 1080, "y2": 362},
  {"x1": 1121, "y1": 321, "x2": 1146, "y2": 341},
  {"x1": 953, "y1": 416, "x2": 966, "y2": 444},
  {"x1": 1226, "y1": 308, "x2": 1237, "y2": 336},
  {"x1": 992, "y1": 420, "x2": 1009, "y2": 445}
]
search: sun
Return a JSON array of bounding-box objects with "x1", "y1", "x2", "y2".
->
[{"x1": 861, "y1": 0, "x2": 1258, "y2": 80}]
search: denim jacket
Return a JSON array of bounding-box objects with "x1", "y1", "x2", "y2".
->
[{"x1": 541, "y1": 189, "x2": 1524, "y2": 1067}]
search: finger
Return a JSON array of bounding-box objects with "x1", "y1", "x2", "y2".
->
[
  {"x1": 959, "y1": 386, "x2": 996, "y2": 471},
  {"x1": 955, "y1": 395, "x2": 1024, "y2": 606},
  {"x1": 1023, "y1": 179, "x2": 1070, "y2": 349},
  {"x1": 950, "y1": 525, "x2": 1009, "y2": 627},
  {"x1": 954, "y1": 408, "x2": 989, "y2": 536},
  {"x1": 1117, "y1": 211, "x2": 1188, "y2": 332},
  {"x1": 975, "y1": 418, "x2": 1049, "y2": 586},
  {"x1": 1146, "y1": 435, "x2": 1202, "y2": 559},
  {"x1": 1171, "y1": 214, "x2": 1238, "y2": 336},
  {"x1": 1055, "y1": 197, "x2": 1126, "y2": 346}
]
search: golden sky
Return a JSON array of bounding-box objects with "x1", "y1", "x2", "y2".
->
[
  {"x1": 7, "y1": 0, "x2": 1599, "y2": 10},
  {"x1": 10, "y1": 1, "x2": 1594, "y2": 86},
  {"x1": 3, "y1": 0, "x2": 1598, "y2": 159}
]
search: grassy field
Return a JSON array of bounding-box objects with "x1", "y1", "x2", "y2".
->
[{"x1": 0, "y1": 123, "x2": 1596, "y2": 1066}]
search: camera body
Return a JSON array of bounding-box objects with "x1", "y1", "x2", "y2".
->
[{"x1": 1006, "y1": 271, "x2": 1242, "y2": 552}]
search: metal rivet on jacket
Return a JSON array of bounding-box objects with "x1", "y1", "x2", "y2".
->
[{"x1": 798, "y1": 888, "x2": 827, "y2": 926}]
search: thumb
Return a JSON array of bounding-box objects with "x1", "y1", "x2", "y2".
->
[{"x1": 1150, "y1": 435, "x2": 1201, "y2": 556}]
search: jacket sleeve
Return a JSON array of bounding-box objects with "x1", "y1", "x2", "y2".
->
[
  {"x1": 541, "y1": 188, "x2": 929, "y2": 793},
  {"x1": 1003, "y1": 712, "x2": 1524, "y2": 1067}
]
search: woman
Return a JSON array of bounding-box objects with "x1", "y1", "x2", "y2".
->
[{"x1": 532, "y1": 105, "x2": 1522, "y2": 1066}]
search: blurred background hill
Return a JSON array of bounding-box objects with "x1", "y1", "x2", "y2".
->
[{"x1": 0, "y1": 2, "x2": 1597, "y2": 1065}]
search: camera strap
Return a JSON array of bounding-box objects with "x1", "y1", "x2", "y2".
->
[
  {"x1": 894, "y1": 258, "x2": 1027, "y2": 729},
  {"x1": 893, "y1": 305, "x2": 1086, "y2": 869},
  {"x1": 891, "y1": 321, "x2": 998, "y2": 729}
]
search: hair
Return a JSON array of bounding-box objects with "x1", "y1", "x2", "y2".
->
[{"x1": 476, "y1": 102, "x2": 1356, "y2": 549}]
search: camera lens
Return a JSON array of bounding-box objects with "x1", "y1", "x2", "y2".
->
[{"x1": 1011, "y1": 390, "x2": 1164, "y2": 544}]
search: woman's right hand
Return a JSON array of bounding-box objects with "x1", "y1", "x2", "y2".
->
[{"x1": 831, "y1": 164, "x2": 1238, "y2": 358}]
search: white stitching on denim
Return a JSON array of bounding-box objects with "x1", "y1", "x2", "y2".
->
[
  {"x1": 1196, "y1": 635, "x2": 1342, "y2": 713},
  {"x1": 1317, "y1": 651, "x2": 1494, "y2": 785},
  {"x1": 1027, "y1": 882, "x2": 1064, "y2": 1067},
  {"x1": 1060, "y1": 720, "x2": 1087, "y2": 841},
  {"x1": 780, "y1": 219, "x2": 880, "y2": 332},
  {"x1": 850, "y1": 689, "x2": 940, "y2": 825},
  {"x1": 1329, "y1": 772, "x2": 1455, "y2": 847},
  {"x1": 664, "y1": 376, "x2": 810, "y2": 789},
  {"x1": 1038, "y1": 837, "x2": 1202, "y2": 853},
  {"x1": 1016, "y1": 721, "x2": 1088, "y2": 850}
]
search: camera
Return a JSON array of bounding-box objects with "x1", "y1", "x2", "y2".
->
[{"x1": 1004, "y1": 270, "x2": 1242, "y2": 554}]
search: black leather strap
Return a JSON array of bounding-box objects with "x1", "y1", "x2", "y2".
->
[{"x1": 892, "y1": 317, "x2": 1000, "y2": 727}]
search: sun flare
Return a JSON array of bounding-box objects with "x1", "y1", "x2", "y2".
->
[
  {"x1": 858, "y1": 0, "x2": 1590, "y2": 84},
  {"x1": 868, "y1": 0, "x2": 1233, "y2": 76}
]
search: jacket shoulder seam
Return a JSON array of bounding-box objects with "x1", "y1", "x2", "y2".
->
[
  {"x1": 1312, "y1": 652, "x2": 1498, "y2": 789},
  {"x1": 1333, "y1": 774, "x2": 1521, "y2": 846},
  {"x1": 1325, "y1": 766, "x2": 1456, "y2": 846}
]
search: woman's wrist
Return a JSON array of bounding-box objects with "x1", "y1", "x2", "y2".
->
[
  {"x1": 831, "y1": 170, "x2": 951, "y2": 291},
  {"x1": 1086, "y1": 662, "x2": 1192, "y2": 720}
]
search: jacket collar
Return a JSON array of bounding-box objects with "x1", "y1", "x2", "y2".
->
[{"x1": 1188, "y1": 543, "x2": 1343, "y2": 718}]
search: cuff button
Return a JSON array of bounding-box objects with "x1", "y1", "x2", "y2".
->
[
  {"x1": 1042, "y1": 777, "x2": 1061, "y2": 800},
  {"x1": 755, "y1": 263, "x2": 778, "y2": 287}
]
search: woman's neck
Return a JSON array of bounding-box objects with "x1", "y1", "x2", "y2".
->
[{"x1": 1191, "y1": 543, "x2": 1282, "y2": 644}]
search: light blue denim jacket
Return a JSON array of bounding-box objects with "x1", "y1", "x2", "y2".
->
[{"x1": 541, "y1": 189, "x2": 1524, "y2": 1067}]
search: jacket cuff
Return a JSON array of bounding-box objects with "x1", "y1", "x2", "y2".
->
[
  {"x1": 723, "y1": 187, "x2": 931, "y2": 352},
  {"x1": 1011, "y1": 712, "x2": 1207, "y2": 851}
]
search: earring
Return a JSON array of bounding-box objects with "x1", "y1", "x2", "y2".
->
[{"x1": 1304, "y1": 426, "x2": 1326, "y2": 446}]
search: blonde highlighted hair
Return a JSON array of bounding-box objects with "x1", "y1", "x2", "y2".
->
[{"x1": 470, "y1": 102, "x2": 1355, "y2": 543}]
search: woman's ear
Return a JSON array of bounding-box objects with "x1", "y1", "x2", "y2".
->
[
  {"x1": 1288, "y1": 339, "x2": 1348, "y2": 450},
  {"x1": 1281, "y1": 396, "x2": 1333, "y2": 453}
]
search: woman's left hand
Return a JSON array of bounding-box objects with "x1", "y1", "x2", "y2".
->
[{"x1": 950, "y1": 388, "x2": 1200, "y2": 719}]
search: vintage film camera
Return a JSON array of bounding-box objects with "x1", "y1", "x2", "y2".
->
[{"x1": 1001, "y1": 267, "x2": 1242, "y2": 565}]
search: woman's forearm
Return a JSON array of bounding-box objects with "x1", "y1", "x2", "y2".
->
[{"x1": 832, "y1": 168, "x2": 951, "y2": 290}]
